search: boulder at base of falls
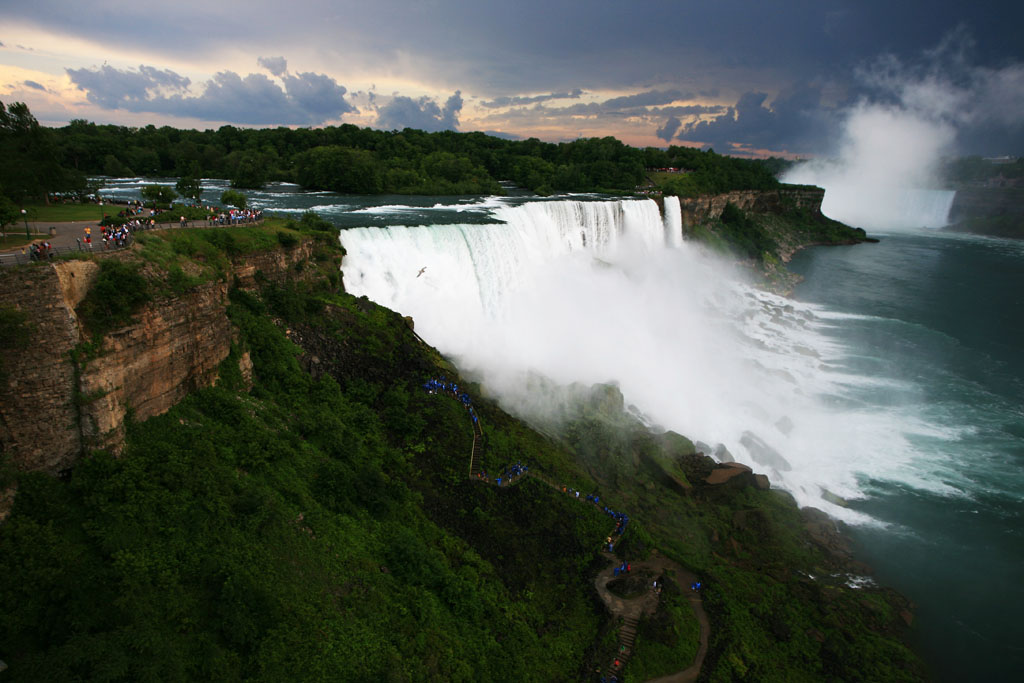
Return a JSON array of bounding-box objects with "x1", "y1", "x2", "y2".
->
[
  {"x1": 740, "y1": 431, "x2": 792, "y2": 471},
  {"x1": 705, "y1": 462, "x2": 755, "y2": 487},
  {"x1": 821, "y1": 489, "x2": 849, "y2": 507}
]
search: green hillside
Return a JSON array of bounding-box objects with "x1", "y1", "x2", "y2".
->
[{"x1": 0, "y1": 219, "x2": 922, "y2": 681}]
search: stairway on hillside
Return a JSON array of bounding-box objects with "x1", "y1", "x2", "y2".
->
[{"x1": 609, "y1": 615, "x2": 640, "y2": 677}]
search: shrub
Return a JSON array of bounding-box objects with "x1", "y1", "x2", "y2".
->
[
  {"x1": 76, "y1": 261, "x2": 151, "y2": 337},
  {"x1": 276, "y1": 231, "x2": 298, "y2": 248}
]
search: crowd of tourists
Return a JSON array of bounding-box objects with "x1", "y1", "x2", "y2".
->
[
  {"x1": 27, "y1": 241, "x2": 55, "y2": 260},
  {"x1": 115, "y1": 200, "x2": 151, "y2": 218},
  {"x1": 421, "y1": 375, "x2": 704, "y2": 683},
  {"x1": 495, "y1": 461, "x2": 528, "y2": 487},
  {"x1": 80, "y1": 225, "x2": 132, "y2": 251},
  {"x1": 110, "y1": 200, "x2": 264, "y2": 228},
  {"x1": 423, "y1": 377, "x2": 479, "y2": 424}
]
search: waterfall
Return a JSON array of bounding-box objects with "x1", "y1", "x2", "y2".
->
[
  {"x1": 894, "y1": 189, "x2": 956, "y2": 228},
  {"x1": 340, "y1": 196, "x2": 937, "y2": 523},
  {"x1": 663, "y1": 195, "x2": 683, "y2": 247},
  {"x1": 819, "y1": 187, "x2": 956, "y2": 230},
  {"x1": 341, "y1": 198, "x2": 668, "y2": 322}
]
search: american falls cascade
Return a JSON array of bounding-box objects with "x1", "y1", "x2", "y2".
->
[{"x1": 340, "y1": 197, "x2": 952, "y2": 522}]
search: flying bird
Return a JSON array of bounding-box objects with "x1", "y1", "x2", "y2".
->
[{"x1": 417, "y1": 267, "x2": 427, "y2": 278}]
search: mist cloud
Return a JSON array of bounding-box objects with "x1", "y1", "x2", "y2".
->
[{"x1": 780, "y1": 30, "x2": 1020, "y2": 229}]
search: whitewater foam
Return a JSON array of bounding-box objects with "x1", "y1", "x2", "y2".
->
[{"x1": 340, "y1": 197, "x2": 968, "y2": 522}]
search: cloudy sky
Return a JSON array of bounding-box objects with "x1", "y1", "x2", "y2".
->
[{"x1": 1, "y1": 0, "x2": 1022, "y2": 156}]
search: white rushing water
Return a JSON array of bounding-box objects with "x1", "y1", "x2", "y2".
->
[
  {"x1": 341, "y1": 198, "x2": 957, "y2": 522},
  {"x1": 781, "y1": 166, "x2": 956, "y2": 230},
  {"x1": 819, "y1": 187, "x2": 956, "y2": 230}
]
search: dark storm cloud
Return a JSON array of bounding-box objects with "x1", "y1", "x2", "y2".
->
[
  {"x1": 8, "y1": 1, "x2": 1024, "y2": 98},
  {"x1": 656, "y1": 116, "x2": 681, "y2": 143},
  {"x1": 65, "y1": 64, "x2": 191, "y2": 108},
  {"x1": 7, "y1": 1, "x2": 1024, "y2": 152},
  {"x1": 281, "y1": 71, "x2": 358, "y2": 119},
  {"x1": 138, "y1": 65, "x2": 190, "y2": 90},
  {"x1": 519, "y1": 91, "x2": 706, "y2": 120},
  {"x1": 480, "y1": 89, "x2": 584, "y2": 108},
  {"x1": 257, "y1": 56, "x2": 288, "y2": 77},
  {"x1": 23, "y1": 80, "x2": 48, "y2": 92},
  {"x1": 65, "y1": 62, "x2": 354, "y2": 125},
  {"x1": 376, "y1": 91, "x2": 463, "y2": 132},
  {"x1": 677, "y1": 86, "x2": 836, "y2": 154},
  {"x1": 601, "y1": 90, "x2": 692, "y2": 109},
  {"x1": 651, "y1": 105, "x2": 727, "y2": 118}
]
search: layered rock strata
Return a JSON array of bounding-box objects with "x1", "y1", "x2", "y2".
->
[{"x1": 0, "y1": 241, "x2": 316, "y2": 474}]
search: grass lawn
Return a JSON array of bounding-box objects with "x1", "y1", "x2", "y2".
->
[
  {"x1": 0, "y1": 233, "x2": 49, "y2": 251},
  {"x1": 20, "y1": 203, "x2": 119, "y2": 223}
]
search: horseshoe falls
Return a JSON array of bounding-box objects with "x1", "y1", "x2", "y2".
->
[
  {"x1": 340, "y1": 196, "x2": 1023, "y2": 682},
  {"x1": 818, "y1": 187, "x2": 957, "y2": 230}
]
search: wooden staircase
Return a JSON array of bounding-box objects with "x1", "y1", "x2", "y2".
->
[
  {"x1": 609, "y1": 616, "x2": 640, "y2": 677},
  {"x1": 468, "y1": 417, "x2": 483, "y2": 478}
]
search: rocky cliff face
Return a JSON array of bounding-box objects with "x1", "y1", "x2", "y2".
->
[
  {"x1": 676, "y1": 187, "x2": 825, "y2": 227},
  {"x1": 0, "y1": 241, "x2": 317, "y2": 475}
]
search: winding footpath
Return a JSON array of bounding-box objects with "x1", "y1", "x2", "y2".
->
[{"x1": 424, "y1": 379, "x2": 710, "y2": 682}]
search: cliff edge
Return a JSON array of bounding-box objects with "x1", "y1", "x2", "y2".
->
[{"x1": 0, "y1": 236, "x2": 324, "y2": 475}]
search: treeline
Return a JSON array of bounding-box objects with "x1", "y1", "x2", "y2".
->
[
  {"x1": 2, "y1": 100, "x2": 780, "y2": 198},
  {"x1": 940, "y1": 155, "x2": 1024, "y2": 185},
  {"x1": 652, "y1": 147, "x2": 782, "y2": 196},
  {"x1": 0, "y1": 102, "x2": 99, "y2": 206}
]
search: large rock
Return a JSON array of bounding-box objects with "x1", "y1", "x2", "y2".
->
[
  {"x1": 801, "y1": 507, "x2": 853, "y2": 560},
  {"x1": 705, "y1": 462, "x2": 754, "y2": 487}
]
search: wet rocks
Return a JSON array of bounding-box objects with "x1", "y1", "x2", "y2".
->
[{"x1": 740, "y1": 431, "x2": 792, "y2": 471}]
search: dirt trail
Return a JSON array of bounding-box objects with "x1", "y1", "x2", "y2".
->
[
  {"x1": 593, "y1": 549, "x2": 709, "y2": 682},
  {"x1": 425, "y1": 376, "x2": 713, "y2": 681}
]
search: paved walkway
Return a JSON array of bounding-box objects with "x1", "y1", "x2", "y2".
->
[
  {"x1": 0, "y1": 218, "x2": 263, "y2": 267},
  {"x1": 425, "y1": 379, "x2": 709, "y2": 682}
]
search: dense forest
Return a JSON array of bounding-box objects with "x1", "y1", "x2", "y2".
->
[{"x1": 2, "y1": 100, "x2": 784, "y2": 200}]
